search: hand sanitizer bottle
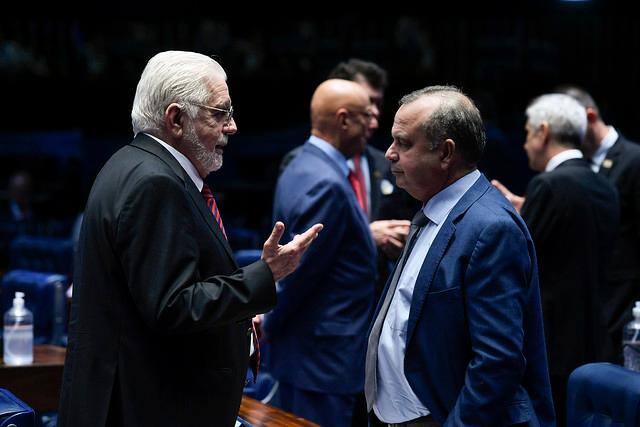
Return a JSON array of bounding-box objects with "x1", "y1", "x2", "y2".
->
[{"x1": 3, "y1": 291, "x2": 34, "y2": 366}]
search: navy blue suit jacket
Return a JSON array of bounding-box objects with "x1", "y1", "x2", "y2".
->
[
  {"x1": 374, "y1": 174, "x2": 555, "y2": 426},
  {"x1": 264, "y1": 141, "x2": 377, "y2": 394}
]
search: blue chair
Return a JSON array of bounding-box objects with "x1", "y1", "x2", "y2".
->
[
  {"x1": 9, "y1": 235, "x2": 73, "y2": 276},
  {"x1": 243, "y1": 368, "x2": 279, "y2": 405},
  {"x1": 0, "y1": 388, "x2": 34, "y2": 427},
  {"x1": 567, "y1": 362, "x2": 640, "y2": 426},
  {"x1": 1, "y1": 270, "x2": 68, "y2": 345},
  {"x1": 235, "y1": 249, "x2": 262, "y2": 268},
  {"x1": 226, "y1": 227, "x2": 261, "y2": 250}
]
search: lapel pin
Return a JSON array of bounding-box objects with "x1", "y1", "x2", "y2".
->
[{"x1": 380, "y1": 179, "x2": 394, "y2": 195}]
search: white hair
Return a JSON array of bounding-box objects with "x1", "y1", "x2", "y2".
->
[
  {"x1": 526, "y1": 93, "x2": 587, "y2": 147},
  {"x1": 131, "y1": 51, "x2": 227, "y2": 135}
]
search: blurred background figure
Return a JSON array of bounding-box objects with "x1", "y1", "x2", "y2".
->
[
  {"x1": 557, "y1": 85, "x2": 640, "y2": 365},
  {"x1": 264, "y1": 79, "x2": 378, "y2": 427},
  {"x1": 5, "y1": 171, "x2": 34, "y2": 222},
  {"x1": 493, "y1": 93, "x2": 619, "y2": 425},
  {"x1": 281, "y1": 58, "x2": 418, "y2": 301}
]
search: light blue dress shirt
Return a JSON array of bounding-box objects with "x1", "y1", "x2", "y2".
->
[{"x1": 374, "y1": 169, "x2": 481, "y2": 423}]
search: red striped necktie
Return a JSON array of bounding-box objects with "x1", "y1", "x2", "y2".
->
[
  {"x1": 348, "y1": 155, "x2": 368, "y2": 216},
  {"x1": 201, "y1": 184, "x2": 227, "y2": 240}
]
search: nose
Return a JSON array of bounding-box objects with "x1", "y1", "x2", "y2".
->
[
  {"x1": 371, "y1": 104, "x2": 380, "y2": 119},
  {"x1": 224, "y1": 117, "x2": 237, "y2": 135},
  {"x1": 369, "y1": 115, "x2": 379, "y2": 131},
  {"x1": 385, "y1": 142, "x2": 398, "y2": 162}
]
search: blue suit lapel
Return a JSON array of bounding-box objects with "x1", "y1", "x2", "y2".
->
[{"x1": 405, "y1": 174, "x2": 491, "y2": 342}]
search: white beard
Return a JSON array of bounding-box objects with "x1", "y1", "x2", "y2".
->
[{"x1": 184, "y1": 122, "x2": 225, "y2": 173}]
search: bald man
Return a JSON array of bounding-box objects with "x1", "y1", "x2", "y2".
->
[{"x1": 263, "y1": 80, "x2": 378, "y2": 426}]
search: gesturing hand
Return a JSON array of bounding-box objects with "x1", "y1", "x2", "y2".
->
[
  {"x1": 491, "y1": 179, "x2": 525, "y2": 214},
  {"x1": 261, "y1": 221, "x2": 323, "y2": 282}
]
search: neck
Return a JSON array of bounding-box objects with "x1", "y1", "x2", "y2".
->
[
  {"x1": 592, "y1": 120, "x2": 610, "y2": 146},
  {"x1": 311, "y1": 129, "x2": 348, "y2": 157}
]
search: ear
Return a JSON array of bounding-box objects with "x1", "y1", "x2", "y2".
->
[
  {"x1": 165, "y1": 103, "x2": 184, "y2": 138},
  {"x1": 440, "y1": 138, "x2": 456, "y2": 168},
  {"x1": 586, "y1": 107, "x2": 598, "y2": 124},
  {"x1": 337, "y1": 108, "x2": 349, "y2": 130},
  {"x1": 539, "y1": 121, "x2": 551, "y2": 145}
]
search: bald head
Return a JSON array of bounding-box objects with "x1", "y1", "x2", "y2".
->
[{"x1": 311, "y1": 79, "x2": 369, "y2": 131}]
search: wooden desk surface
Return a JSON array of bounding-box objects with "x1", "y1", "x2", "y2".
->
[
  {"x1": 0, "y1": 345, "x2": 66, "y2": 413},
  {"x1": 0, "y1": 345, "x2": 318, "y2": 426}
]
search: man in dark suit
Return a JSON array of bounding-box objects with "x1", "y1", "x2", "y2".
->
[
  {"x1": 493, "y1": 93, "x2": 619, "y2": 425},
  {"x1": 558, "y1": 86, "x2": 640, "y2": 363},
  {"x1": 280, "y1": 59, "x2": 417, "y2": 300},
  {"x1": 58, "y1": 51, "x2": 322, "y2": 427},
  {"x1": 365, "y1": 86, "x2": 555, "y2": 426},
  {"x1": 263, "y1": 79, "x2": 378, "y2": 426}
]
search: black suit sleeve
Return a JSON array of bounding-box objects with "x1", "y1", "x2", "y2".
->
[
  {"x1": 115, "y1": 174, "x2": 275, "y2": 334},
  {"x1": 520, "y1": 177, "x2": 559, "y2": 248}
]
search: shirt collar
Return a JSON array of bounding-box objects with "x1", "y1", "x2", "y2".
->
[
  {"x1": 307, "y1": 134, "x2": 350, "y2": 177},
  {"x1": 423, "y1": 169, "x2": 481, "y2": 225},
  {"x1": 144, "y1": 133, "x2": 204, "y2": 191},
  {"x1": 545, "y1": 149, "x2": 583, "y2": 172},
  {"x1": 591, "y1": 126, "x2": 618, "y2": 169}
]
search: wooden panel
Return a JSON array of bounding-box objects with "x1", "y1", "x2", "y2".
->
[{"x1": 0, "y1": 345, "x2": 318, "y2": 426}]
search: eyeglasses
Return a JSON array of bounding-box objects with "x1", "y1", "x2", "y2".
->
[{"x1": 185, "y1": 102, "x2": 234, "y2": 124}]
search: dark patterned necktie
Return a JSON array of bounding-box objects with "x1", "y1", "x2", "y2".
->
[{"x1": 201, "y1": 184, "x2": 227, "y2": 240}]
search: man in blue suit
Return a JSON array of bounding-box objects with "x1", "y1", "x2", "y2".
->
[
  {"x1": 365, "y1": 86, "x2": 555, "y2": 426},
  {"x1": 263, "y1": 79, "x2": 378, "y2": 426}
]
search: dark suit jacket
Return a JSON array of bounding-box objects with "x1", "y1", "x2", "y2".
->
[
  {"x1": 521, "y1": 158, "x2": 619, "y2": 376},
  {"x1": 58, "y1": 134, "x2": 276, "y2": 427},
  {"x1": 373, "y1": 174, "x2": 554, "y2": 426},
  {"x1": 264, "y1": 141, "x2": 377, "y2": 394},
  {"x1": 597, "y1": 136, "x2": 640, "y2": 359}
]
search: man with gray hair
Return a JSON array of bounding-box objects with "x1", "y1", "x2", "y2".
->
[
  {"x1": 58, "y1": 50, "x2": 322, "y2": 427},
  {"x1": 365, "y1": 86, "x2": 554, "y2": 426},
  {"x1": 493, "y1": 93, "x2": 619, "y2": 425}
]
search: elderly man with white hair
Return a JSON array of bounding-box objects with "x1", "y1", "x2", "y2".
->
[
  {"x1": 58, "y1": 51, "x2": 322, "y2": 427},
  {"x1": 493, "y1": 93, "x2": 620, "y2": 425}
]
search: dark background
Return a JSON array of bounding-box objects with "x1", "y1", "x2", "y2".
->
[{"x1": 1, "y1": 3, "x2": 638, "y2": 238}]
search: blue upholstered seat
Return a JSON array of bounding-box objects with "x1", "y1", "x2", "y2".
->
[
  {"x1": 9, "y1": 235, "x2": 73, "y2": 276},
  {"x1": 0, "y1": 388, "x2": 34, "y2": 427},
  {"x1": 567, "y1": 362, "x2": 640, "y2": 426}
]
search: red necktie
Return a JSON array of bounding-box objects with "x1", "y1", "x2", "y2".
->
[
  {"x1": 349, "y1": 155, "x2": 368, "y2": 215},
  {"x1": 249, "y1": 321, "x2": 260, "y2": 383},
  {"x1": 201, "y1": 184, "x2": 227, "y2": 240},
  {"x1": 202, "y1": 184, "x2": 260, "y2": 381}
]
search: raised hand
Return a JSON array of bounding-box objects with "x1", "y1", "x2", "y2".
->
[{"x1": 261, "y1": 221, "x2": 323, "y2": 282}]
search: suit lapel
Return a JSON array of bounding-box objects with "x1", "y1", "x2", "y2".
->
[
  {"x1": 130, "y1": 134, "x2": 236, "y2": 265},
  {"x1": 405, "y1": 175, "x2": 491, "y2": 342}
]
